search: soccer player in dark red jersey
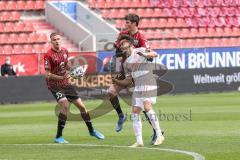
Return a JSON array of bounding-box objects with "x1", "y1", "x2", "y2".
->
[
  {"x1": 44, "y1": 33, "x2": 104, "y2": 143},
  {"x1": 108, "y1": 14, "x2": 160, "y2": 144}
]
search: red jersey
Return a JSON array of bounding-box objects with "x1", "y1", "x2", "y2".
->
[
  {"x1": 44, "y1": 47, "x2": 69, "y2": 88},
  {"x1": 115, "y1": 30, "x2": 148, "y2": 48}
]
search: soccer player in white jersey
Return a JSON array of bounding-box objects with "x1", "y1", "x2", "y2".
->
[{"x1": 112, "y1": 35, "x2": 164, "y2": 147}]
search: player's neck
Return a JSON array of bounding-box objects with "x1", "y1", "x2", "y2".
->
[
  {"x1": 129, "y1": 28, "x2": 138, "y2": 35},
  {"x1": 52, "y1": 47, "x2": 61, "y2": 52}
]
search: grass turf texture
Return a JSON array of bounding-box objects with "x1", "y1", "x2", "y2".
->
[{"x1": 0, "y1": 92, "x2": 239, "y2": 160}]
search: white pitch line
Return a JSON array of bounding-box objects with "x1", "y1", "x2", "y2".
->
[{"x1": 0, "y1": 144, "x2": 205, "y2": 160}]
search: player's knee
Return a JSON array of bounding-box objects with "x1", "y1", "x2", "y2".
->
[
  {"x1": 108, "y1": 90, "x2": 117, "y2": 98},
  {"x1": 143, "y1": 101, "x2": 152, "y2": 112},
  {"x1": 58, "y1": 100, "x2": 69, "y2": 115},
  {"x1": 132, "y1": 107, "x2": 141, "y2": 114}
]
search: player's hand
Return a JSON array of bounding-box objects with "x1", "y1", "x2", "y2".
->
[
  {"x1": 64, "y1": 73, "x2": 71, "y2": 79},
  {"x1": 111, "y1": 76, "x2": 117, "y2": 84}
]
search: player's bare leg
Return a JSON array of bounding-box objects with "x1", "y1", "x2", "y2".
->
[
  {"x1": 130, "y1": 106, "x2": 144, "y2": 147},
  {"x1": 108, "y1": 84, "x2": 127, "y2": 132},
  {"x1": 144, "y1": 100, "x2": 164, "y2": 146},
  {"x1": 72, "y1": 98, "x2": 105, "y2": 139},
  {"x1": 55, "y1": 98, "x2": 69, "y2": 143}
]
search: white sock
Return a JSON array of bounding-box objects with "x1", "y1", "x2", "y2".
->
[
  {"x1": 146, "y1": 109, "x2": 163, "y2": 136},
  {"x1": 131, "y1": 113, "x2": 143, "y2": 144}
]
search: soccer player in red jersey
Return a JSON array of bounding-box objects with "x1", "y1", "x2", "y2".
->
[
  {"x1": 44, "y1": 33, "x2": 104, "y2": 143},
  {"x1": 108, "y1": 14, "x2": 161, "y2": 144}
]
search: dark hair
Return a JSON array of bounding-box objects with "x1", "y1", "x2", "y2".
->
[
  {"x1": 124, "y1": 14, "x2": 140, "y2": 26},
  {"x1": 50, "y1": 32, "x2": 60, "y2": 39},
  {"x1": 118, "y1": 34, "x2": 135, "y2": 44}
]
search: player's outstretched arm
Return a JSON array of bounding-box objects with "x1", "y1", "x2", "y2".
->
[
  {"x1": 45, "y1": 70, "x2": 70, "y2": 80},
  {"x1": 112, "y1": 76, "x2": 132, "y2": 87}
]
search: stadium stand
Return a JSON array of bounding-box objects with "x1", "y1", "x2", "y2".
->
[
  {"x1": 87, "y1": 0, "x2": 240, "y2": 49},
  {"x1": 0, "y1": 0, "x2": 78, "y2": 55}
]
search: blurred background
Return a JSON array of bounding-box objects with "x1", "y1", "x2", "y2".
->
[{"x1": 0, "y1": 0, "x2": 240, "y2": 103}]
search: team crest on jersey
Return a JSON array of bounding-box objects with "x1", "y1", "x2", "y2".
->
[
  {"x1": 133, "y1": 39, "x2": 139, "y2": 46},
  {"x1": 63, "y1": 54, "x2": 67, "y2": 59}
]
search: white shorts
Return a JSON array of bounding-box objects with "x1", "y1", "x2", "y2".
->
[
  {"x1": 132, "y1": 97, "x2": 156, "y2": 109},
  {"x1": 132, "y1": 85, "x2": 157, "y2": 109}
]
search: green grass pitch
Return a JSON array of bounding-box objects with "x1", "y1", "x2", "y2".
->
[{"x1": 0, "y1": 92, "x2": 239, "y2": 160}]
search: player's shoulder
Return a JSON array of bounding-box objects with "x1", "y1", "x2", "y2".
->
[
  {"x1": 61, "y1": 47, "x2": 68, "y2": 52},
  {"x1": 119, "y1": 30, "x2": 129, "y2": 35},
  {"x1": 136, "y1": 31, "x2": 145, "y2": 38},
  {"x1": 44, "y1": 48, "x2": 53, "y2": 58}
]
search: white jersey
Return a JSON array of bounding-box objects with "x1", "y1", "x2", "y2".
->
[
  {"x1": 125, "y1": 48, "x2": 149, "y2": 79},
  {"x1": 124, "y1": 48, "x2": 157, "y2": 108}
]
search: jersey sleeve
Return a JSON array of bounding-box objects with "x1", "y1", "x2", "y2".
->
[
  {"x1": 138, "y1": 33, "x2": 148, "y2": 48},
  {"x1": 44, "y1": 54, "x2": 51, "y2": 71}
]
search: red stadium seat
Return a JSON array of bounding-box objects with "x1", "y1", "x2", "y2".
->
[
  {"x1": 38, "y1": 34, "x2": 48, "y2": 42},
  {"x1": 13, "y1": 45, "x2": 23, "y2": 54},
  {"x1": 0, "y1": 34, "x2": 8, "y2": 44},
  {"x1": 7, "y1": 1, "x2": 17, "y2": 10},
  {"x1": 18, "y1": 33, "x2": 28, "y2": 43},
  {"x1": 210, "y1": 7, "x2": 220, "y2": 17},
  {"x1": 185, "y1": 0, "x2": 195, "y2": 7},
  {"x1": 232, "y1": 27, "x2": 240, "y2": 36},
  {"x1": 190, "y1": 28, "x2": 199, "y2": 38},
  {"x1": 181, "y1": 28, "x2": 190, "y2": 38},
  {"x1": 24, "y1": 22, "x2": 34, "y2": 31},
  {"x1": 163, "y1": 8, "x2": 172, "y2": 17},
  {"x1": 199, "y1": 28, "x2": 208, "y2": 37},
  {"x1": 176, "y1": 18, "x2": 185, "y2": 27},
  {"x1": 122, "y1": 0, "x2": 132, "y2": 8},
  {"x1": 140, "y1": 19, "x2": 150, "y2": 28},
  {"x1": 136, "y1": 8, "x2": 145, "y2": 17},
  {"x1": 11, "y1": 12, "x2": 20, "y2": 21},
  {"x1": 0, "y1": 1, "x2": 7, "y2": 11},
  {"x1": 119, "y1": 9, "x2": 127, "y2": 18},
  {"x1": 35, "y1": 0, "x2": 45, "y2": 10},
  {"x1": 0, "y1": 12, "x2": 11, "y2": 21},
  {"x1": 25, "y1": 0, "x2": 35, "y2": 10},
  {"x1": 88, "y1": 0, "x2": 96, "y2": 8},
  {"x1": 0, "y1": 23, "x2": 4, "y2": 32},
  {"x1": 4, "y1": 22, "x2": 15, "y2": 32},
  {"x1": 17, "y1": 1, "x2": 26, "y2": 10},
  {"x1": 236, "y1": 7, "x2": 240, "y2": 16},
  {"x1": 0, "y1": 46, "x2": 3, "y2": 54},
  {"x1": 214, "y1": 17, "x2": 225, "y2": 27},
  {"x1": 140, "y1": 0, "x2": 150, "y2": 7},
  {"x1": 153, "y1": 8, "x2": 163, "y2": 17},
  {"x1": 194, "y1": 0, "x2": 204, "y2": 7},
  {"x1": 15, "y1": 22, "x2": 25, "y2": 32},
  {"x1": 128, "y1": 8, "x2": 136, "y2": 15},
  {"x1": 143, "y1": 29, "x2": 154, "y2": 39},
  {"x1": 101, "y1": 9, "x2": 109, "y2": 18},
  {"x1": 158, "y1": 18, "x2": 168, "y2": 28},
  {"x1": 224, "y1": 27, "x2": 233, "y2": 36},
  {"x1": 23, "y1": 44, "x2": 32, "y2": 53},
  {"x1": 207, "y1": 27, "x2": 216, "y2": 37},
  {"x1": 33, "y1": 44, "x2": 43, "y2": 53},
  {"x1": 95, "y1": 0, "x2": 105, "y2": 8},
  {"x1": 145, "y1": 8, "x2": 154, "y2": 17},
  {"x1": 9, "y1": 33, "x2": 19, "y2": 43},
  {"x1": 43, "y1": 43, "x2": 51, "y2": 53},
  {"x1": 104, "y1": 0, "x2": 114, "y2": 8},
  {"x1": 29, "y1": 33, "x2": 38, "y2": 43},
  {"x1": 3, "y1": 45, "x2": 13, "y2": 54},
  {"x1": 132, "y1": 0, "x2": 141, "y2": 8},
  {"x1": 215, "y1": 27, "x2": 224, "y2": 36},
  {"x1": 154, "y1": 28, "x2": 163, "y2": 39},
  {"x1": 149, "y1": 18, "x2": 158, "y2": 28},
  {"x1": 115, "y1": 19, "x2": 124, "y2": 28}
]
